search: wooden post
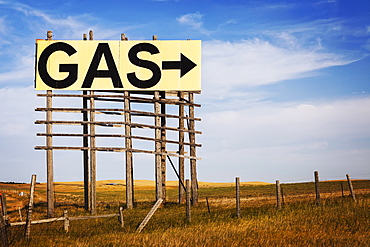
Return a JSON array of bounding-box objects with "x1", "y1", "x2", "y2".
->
[
  {"x1": 346, "y1": 174, "x2": 356, "y2": 202},
  {"x1": 152, "y1": 34, "x2": 166, "y2": 202},
  {"x1": 45, "y1": 31, "x2": 54, "y2": 218},
  {"x1": 136, "y1": 198, "x2": 163, "y2": 233},
  {"x1": 0, "y1": 205, "x2": 8, "y2": 247},
  {"x1": 189, "y1": 93, "x2": 198, "y2": 205},
  {"x1": 160, "y1": 91, "x2": 166, "y2": 202},
  {"x1": 90, "y1": 91, "x2": 96, "y2": 214},
  {"x1": 18, "y1": 207, "x2": 22, "y2": 222},
  {"x1": 89, "y1": 30, "x2": 93, "y2": 40},
  {"x1": 178, "y1": 92, "x2": 185, "y2": 204},
  {"x1": 154, "y1": 92, "x2": 163, "y2": 201},
  {"x1": 206, "y1": 197, "x2": 211, "y2": 215},
  {"x1": 121, "y1": 33, "x2": 128, "y2": 41},
  {"x1": 124, "y1": 91, "x2": 134, "y2": 209},
  {"x1": 276, "y1": 180, "x2": 282, "y2": 210},
  {"x1": 119, "y1": 207, "x2": 124, "y2": 228},
  {"x1": 0, "y1": 194, "x2": 7, "y2": 222},
  {"x1": 314, "y1": 171, "x2": 321, "y2": 206},
  {"x1": 83, "y1": 91, "x2": 90, "y2": 211},
  {"x1": 186, "y1": 179, "x2": 191, "y2": 222},
  {"x1": 63, "y1": 210, "x2": 69, "y2": 232},
  {"x1": 82, "y1": 33, "x2": 90, "y2": 212},
  {"x1": 46, "y1": 85, "x2": 54, "y2": 218},
  {"x1": 236, "y1": 177, "x2": 241, "y2": 218},
  {"x1": 340, "y1": 182, "x2": 344, "y2": 197},
  {"x1": 25, "y1": 175, "x2": 36, "y2": 240}
]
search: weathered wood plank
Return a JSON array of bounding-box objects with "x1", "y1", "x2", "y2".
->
[
  {"x1": 36, "y1": 133, "x2": 202, "y2": 147},
  {"x1": 189, "y1": 93, "x2": 198, "y2": 205},
  {"x1": 35, "y1": 120, "x2": 202, "y2": 134},
  {"x1": 90, "y1": 91, "x2": 96, "y2": 214},
  {"x1": 154, "y1": 92, "x2": 162, "y2": 201},
  {"x1": 124, "y1": 91, "x2": 134, "y2": 209}
]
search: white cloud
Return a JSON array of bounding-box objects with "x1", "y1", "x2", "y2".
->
[
  {"x1": 202, "y1": 39, "x2": 353, "y2": 98},
  {"x1": 176, "y1": 12, "x2": 212, "y2": 35},
  {"x1": 198, "y1": 97, "x2": 370, "y2": 182}
]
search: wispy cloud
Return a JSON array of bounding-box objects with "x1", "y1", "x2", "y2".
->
[
  {"x1": 176, "y1": 12, "x2": 212, "y2": 35},
  {"x1": 202, "y1": 38, "x2": 353, "y2": 99}
]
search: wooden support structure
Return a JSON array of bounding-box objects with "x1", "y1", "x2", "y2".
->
[
  {"x1": 160, "y1": 91, "x2": 167, "y2": 202},
  {"x1": 83, "y1": 90, "x2": 90, "y2": 211},
  {"x1": 82, "y1": 33, "x2": 90, "y2": 211},
  {"x1": 178, "y1": 92, "x2": 185, "y2": 204},
  {"x1": 125, "y1": 91, "x2": 134, "y2": 209},
  {"x1": 90, "y1": 91, "x2": 96, "y2": 214},
  {"x1": 46, "y1": 31, "x2": 54, "y2": 218},
  {"x1": 35, "y1": 31, "x2": 202, "y2": 215},
  {"x1": 189, "y1": 93, "x2": 198, "y2": 205},
  {"x1": 154, "y1": 92, "x2": 163, "y2": 201}
]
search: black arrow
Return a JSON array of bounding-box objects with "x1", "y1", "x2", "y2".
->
[{"x1": 162, "y1": 53, "x2": 197, "y2": 78}]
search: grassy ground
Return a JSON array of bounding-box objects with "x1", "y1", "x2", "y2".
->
[{"x1": 2, "y1": 180, "x2": 369, "y2": 246}]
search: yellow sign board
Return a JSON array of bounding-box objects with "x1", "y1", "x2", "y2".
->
[{"x1": 35, "y1": 40, "x2": 201, "y2": 91}]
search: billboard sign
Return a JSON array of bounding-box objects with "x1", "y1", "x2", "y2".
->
[{"x1": 35, "y1": 40, "x2": 201, "y2": 91}]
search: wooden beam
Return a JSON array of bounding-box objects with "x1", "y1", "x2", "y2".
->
[
  {"x1": 189, "y1": 93, "x2": 198, "y2": 205},
  {"x1": 178, "y1": 91, "x2": 185, "y2": 204},
  {"x1": 46, "y1": 90, "x2": 54, "y2": 218},
  {"x1": 124, "y1": 91, "x2": 134, "y2": 209},
  {"x1": 90, "y1": 91, "x2": 96, "y2": 214},
  {"x1": 83, "y1": 90, "x2": 90, "y2": 211},
  {"x1": 35, "y1": 107, "x2": 201, "y2": 121},
  {"x1": 160, "y1": 91, "x2": 166, "y2": 202},
  {"x1": 35, "y1": 120, "x2": 202, "y2": 134},
  {"x1": 36, "y1": 133, "x2": 202, "y2": 147},
  {"x1": 154, "y1": 92, "x2": 162, "y2": 201},
  {"x1": 36, "y1": 93, "x2": 202, "y2": 107}
]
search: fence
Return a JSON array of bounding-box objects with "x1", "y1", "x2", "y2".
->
[{"x1": 1, "y1": 172, "x2": 368, "y2": 245}]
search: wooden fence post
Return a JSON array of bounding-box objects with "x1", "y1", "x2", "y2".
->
[
  {"x1": 0, "y1": 194, "x2": 7, "y2": 223},
  {"x1": 206, "y1": 197, "x2": 211, "y2": 215},
  {"x1": 314, "y1": 171, "x2": 321, "y2": 206},
  {"x1": 236, "y1": 177, "x2": 241, "y2": 218},
  {"x1": 63, "y1": 210, "x2": 69, "y2": 232},
  {"x1": 346, "y1": 174, "x2": 356, "y2": 202},
  {"x1": 25, "y1": 174, "x2": 37, "y2": 240},
  {"x1": 0, "y1": 207, "x2": 8, "y2": 247},
  {"x1": 276, "y1": 180, "x2": 282, "y2": 210},
  {"x1": 18, "y1": 207, "x2": 22, "y2": 222},
  {"x1": 119, "y1": 207, "x2": 124, "y2": 228},
  {"x1": 186, "y1": 179, "x2": 191, "y2": 222}
]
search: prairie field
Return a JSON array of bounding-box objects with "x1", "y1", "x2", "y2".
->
[{"x1": 1, "y1": 179, "x2": 369, "y2": 246}]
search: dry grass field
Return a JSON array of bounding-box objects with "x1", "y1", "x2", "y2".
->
[{"x1": 1, "y1": 179, "x2": 369, "y2": 246}]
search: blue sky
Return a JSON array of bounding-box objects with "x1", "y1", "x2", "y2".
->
[{"x1": 0, "y1": 0, "x2": 369, "y2": 183}]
